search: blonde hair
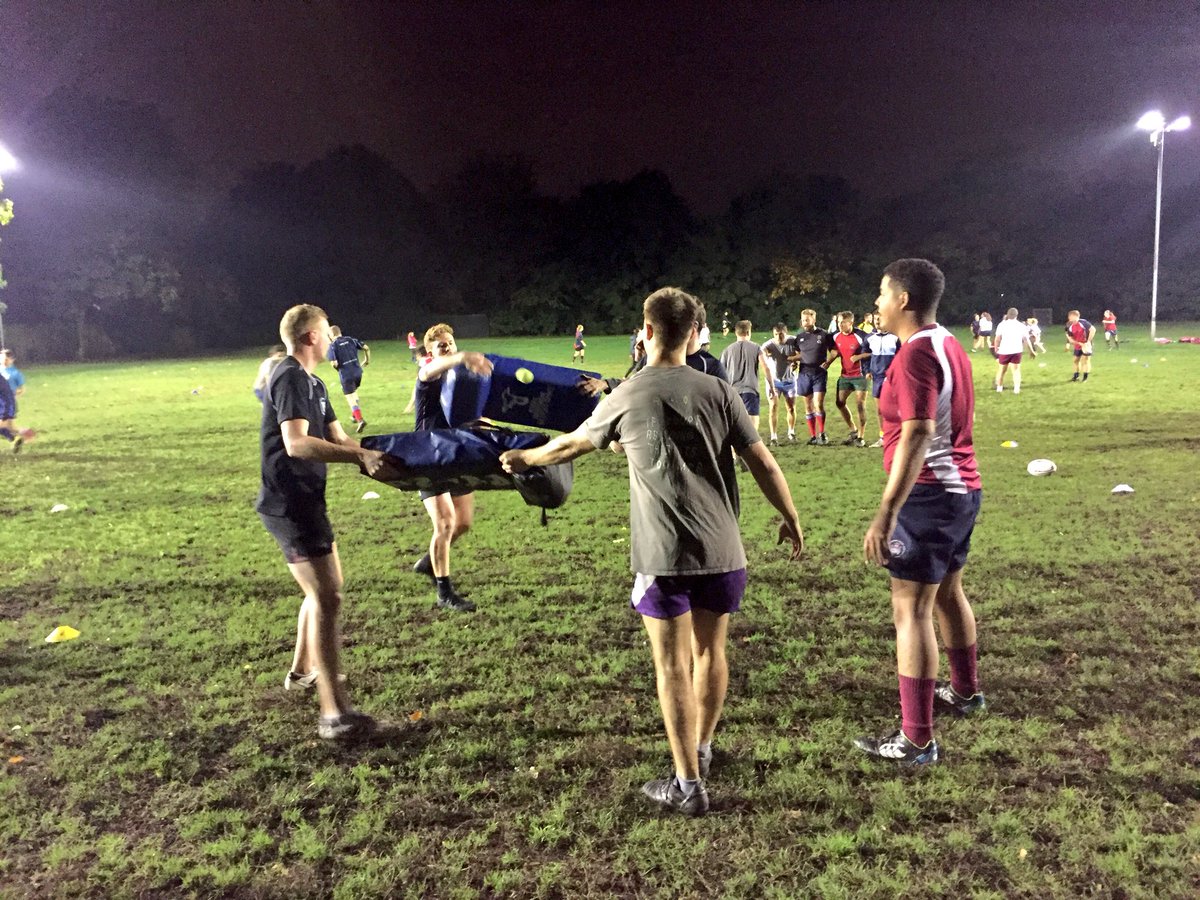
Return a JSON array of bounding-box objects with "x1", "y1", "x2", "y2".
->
[
  {"x1": 424, "y1": 323, "x2": 454, "y2": 349},
  {"x1": 328, "y1": 324, "x2": 343, "y2": 338},
  {"x1": 735, "y1": 320, "x2": 752, "y2": 336},
  {"x1": 279, "y1": 304, "x2": 328, "y2": 350}
]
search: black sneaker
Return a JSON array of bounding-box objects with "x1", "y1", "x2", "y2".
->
[
  {"x1": 317, "y1": 710, "x2": 377, "y2": 741},
  {"x1": 11, "y1": 435, "x2": 22, "y2": 455},
  {"x1": 436, "y1": 590, "x2": 476, "y2": 613},
  {"x1": 806, "y1": 436, "x2": 819, "y2": 446},
  {"x1": 355, "y1": 419, "x2": 367, "y2": 434},
  {"x1": 852, "y1": 729, "x2": 939, "y2": 766},
  {"x1": 934, "y1": 682, "x2": 987, "y2": 716},
  {"x1": 842, "y1": 432, "x2": 859, "y2": 446},
  {"x1": 412, "y1": 554, "x2": 437, "y2": 587},
  {"x1": 641, "y1": 778, "x2": 710, "y2": 816}
]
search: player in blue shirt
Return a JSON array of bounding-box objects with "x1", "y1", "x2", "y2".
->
[
  {"x1": 326, "y1": 326, "x2": 371, "y2": 432},
  {"x1": 1, "y1": 349, "x2": 29, "y2": 453}
]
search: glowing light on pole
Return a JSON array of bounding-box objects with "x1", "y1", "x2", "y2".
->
[{"x1": 1136, "y1": 111, "x2": 1190, "y2": 340}]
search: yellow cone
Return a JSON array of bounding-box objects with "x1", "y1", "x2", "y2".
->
[{"x1": 44, "y1": 625, "x2": 81, "y2": 643}]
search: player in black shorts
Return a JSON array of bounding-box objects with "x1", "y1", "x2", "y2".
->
[
  {"x1": 789, "y1": 308, "x2": 834, "y2": 445},
  {"x1": 257, "y1": 304, "x2": 389, "y2": 741},
  {"x1": 410, "y1": 323, "x2": 494, "y2": 612}
]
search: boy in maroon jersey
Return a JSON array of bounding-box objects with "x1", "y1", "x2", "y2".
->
[
  {"x1": 826, "y1": 312, "x2": 872, "y2": 446},
  {"x1": 856, "y1": 259, "x2": 986, "y2": 766}
]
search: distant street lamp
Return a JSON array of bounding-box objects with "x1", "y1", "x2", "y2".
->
[{"x1": 1136, "y1": 111, "x2": 1190, "y2": 340}]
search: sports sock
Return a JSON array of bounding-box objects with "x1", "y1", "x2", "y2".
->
[
  {"x1": 1082, "y1": 372, "x2": 1089, "y2": 381},
  {"x1": 898, "y1": 675, "x2": 935, "y2": 747},
  {"x1": 676, "y1": 776, "x2": 702, "y2": 796},
  {"x1": 816, "y1": 414, "x2": 825, "y2": 434},
  {"x1": 435, "y1": 576, "x2": 455, "y2": 598},
  {"x1": 946, "y1": 644, "x2": 979, "y2": 698},
  {"x1": 352, "y1": 406, "x2": 362, "y2": 421},
  {"x1": 806, "y1": 414, "x2": 817, "y2": 436},
  {"x1": 770, "y1": 432, "x2": 778, "y2": 440},
  {"x1": 1071, "y1": 372, "x2": 1079, "y2": 381}
]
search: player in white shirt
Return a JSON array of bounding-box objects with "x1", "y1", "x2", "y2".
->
[
  {"x1": 1025, "y1": 317, "x2": 1046, "y2": 354},
  {"x1": 992, "y1": 308, "x2": 1037, "y2": 393}
]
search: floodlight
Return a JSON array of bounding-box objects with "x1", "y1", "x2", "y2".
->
[
  {"x1": 1136, "y1": 110, "x2": 1166, "y2": 132},
  {"x1": 0, "y1": 144, "x2": 16, "y2": 173},
  {"x1": 1167, "y1": 115, "x2": 1191, "y2": 132}
]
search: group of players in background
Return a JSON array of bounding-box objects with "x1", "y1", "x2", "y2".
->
[{"x1": 251, "y1": 276, "x2": 1127, "y2": 815}]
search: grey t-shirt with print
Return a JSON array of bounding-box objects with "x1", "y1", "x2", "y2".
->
[{"x1": 584, "y1": 365, "x2": 761, "y2": 576}]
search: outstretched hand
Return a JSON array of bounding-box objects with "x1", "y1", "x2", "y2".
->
[
  {"x1": 577, "y1": 375, "x2": 607, "y2": 397},
  {"x1": 778, "y1": 519, "x2": 804, "y2": 560}
]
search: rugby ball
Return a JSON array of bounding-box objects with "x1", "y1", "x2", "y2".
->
[{"x1": 1026, "y1": 459, "x2": 1057, "y2": 477}]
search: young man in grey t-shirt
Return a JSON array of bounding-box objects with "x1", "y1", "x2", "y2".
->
[
  {"x1": 719, "y1": 319, "x2": 762, "y2": 434},
  {"x1": 501, "y1": 288, "x2": 804, "y2": 817}
]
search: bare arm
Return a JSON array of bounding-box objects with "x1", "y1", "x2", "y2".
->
[
  {"x1": 418, "y1": 351, "x2": 493, "y2": 383},
  {"x1": 361, "y1": 344, "x2": 371, "y2": 366},
  {"x1": 863, "y1": 418, "x2": 935, "y2": 565},
  {"x1": 500, "y1": 425, "x2": 597, "y2": 473},
  {"x1": 740, "y1": 441, "x2": 804, "y2": 560},
  {"x1": 281, "y1": 418, "x2": 388, "y2": 476}
]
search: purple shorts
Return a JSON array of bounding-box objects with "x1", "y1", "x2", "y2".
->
[{"x1": 631, "y1": 569, "x2": 747, "y2": 619}]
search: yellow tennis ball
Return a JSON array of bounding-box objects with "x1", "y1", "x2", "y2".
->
[{"x1": 515, "y1": 367, "x2": 534, "y2": 384}]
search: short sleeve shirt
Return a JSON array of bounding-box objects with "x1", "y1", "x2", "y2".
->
[
  {"x1": 0, "y1": 371, "x2": 14, "y2": 417},
  {"x1": 793, "y1": 329, "x2": 832, "y2": 369},
  {"x1": 719, "y1": 340, "x2": 761, "y2": 394},
  {"x1": 256, "y1": 357, "x2": 337, "y2": 517},
  {"x1": 866, "y1": 331, "x2": 900, "y2": 377},
  {"x1": 761, "y1": 337, "x2": 797, "y2": 382},
  {"x1": 832, "y1": 329, "x2": 870, "y2": 378},
  {"x1": 993, "y1": 318, "x2": 1029, "y2": 355},
  {"x1": 1066, "y1": 319, "x2": 1093, "y2": 344},
  {"x1": 1, "y1": 365, "x2": 24, "y2": 391},
  {"x1": 328, "y1": 336, "x2": 365, "y2": 368},
  {"x1": 879, "y1": 325, "x2": 980, "y2": 494},
  {"x1": 1103, "y1": 315, "x2": 1117, "y2": 332},
  {"x1": 583, "y1": 365, "x2": 760, "y2": 576}
]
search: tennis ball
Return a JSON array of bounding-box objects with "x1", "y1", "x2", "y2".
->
[{"x1": 515, "y1": 367, "x2": 534, "y2": 384}]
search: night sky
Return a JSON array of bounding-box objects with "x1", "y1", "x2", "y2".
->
[{"x1": 5, "y1": 0, "x2": 1200, "y2": 210}]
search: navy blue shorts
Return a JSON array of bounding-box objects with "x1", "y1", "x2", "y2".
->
[
  {"x1": 631, "y1": 569, "x2": 747, "y2": 619},
  {"x1": 0, "y1": 397, "x2": 14, "y2": 420},
  {"x1": 338, "y1": 364, "x2": 363, "y2": 394},
  {"x1": 739, "y1": 391, "x2": 761, "y2": 416},
  {"x1": 871, "y1": 373, "x2": 887, "y2": 399},
  {"x1": 886, "y1": 486, "x2": 982, "y2": 584},
  {"x1": 795, "y1": 368, "x2": 827, "y2": 397},
  {"x1": 259, "y1": 511, "x2": 335, "y2": 564}
]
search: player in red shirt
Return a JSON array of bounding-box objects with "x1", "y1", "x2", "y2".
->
[
  {"x1": 1065, "y1": 310, "x2": 1096, "y2": 382},
  {"x1": 826, "y1": 311, "x2": 872, "y2": 447},
  {"x1": 1102, "y1": 309, "x2": 1119, "y2": 350},
  {"x1": 856, "y1": 259, "x2": 986, "y2": 766}
]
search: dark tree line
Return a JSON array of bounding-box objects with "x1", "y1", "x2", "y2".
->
[{"x1": 3, "y1": 90, "x2": 1197, "y2": 361}]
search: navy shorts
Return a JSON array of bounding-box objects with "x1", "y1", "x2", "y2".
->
[
  {"x1": 259, "y1": 511, "x2": 335, "y2": 564},
  {"x1": 338, "y1": 364, "x2": 363, "y2": 394},
  {"x1": 739, "y1": 391, "x2": 761, "y2": 416},
  {"x1": 631, "y1": 569, "x2": 747, "y2": 619},
  {"x1": 886, "y1": 485, "x2": 981, "y2": 584},
  {"x1": 0, "y1": 397, "x2": 14, "y2": 420},
  {"x1": 418, "y1": 486, "x2": 474, "y2": 502},
  {"x1": 870, "y1": 373, "x2": 887, "y2": 399},
  {"x1": 795, "y1": 368, "x2": 827, "y2": 397}
]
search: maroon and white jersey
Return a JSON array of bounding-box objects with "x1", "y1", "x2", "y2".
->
[{"x1": 880, "y1": 325, "x2": 981, "y2": 494}]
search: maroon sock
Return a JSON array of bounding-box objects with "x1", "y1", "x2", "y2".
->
[
  {"x1": 816, "y1": 414, "x2": 826, "y2": 434},
  {"x1": 946, "y1": 644, "x2": 979, "y2": 697},
  {"x1": 898, "y1": 675, "x2": 935, "y2": 746}
]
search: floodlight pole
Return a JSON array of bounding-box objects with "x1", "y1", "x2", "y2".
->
[{"x1": 1150, "y1": 132, "x2": 1165, "y2": 341}]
